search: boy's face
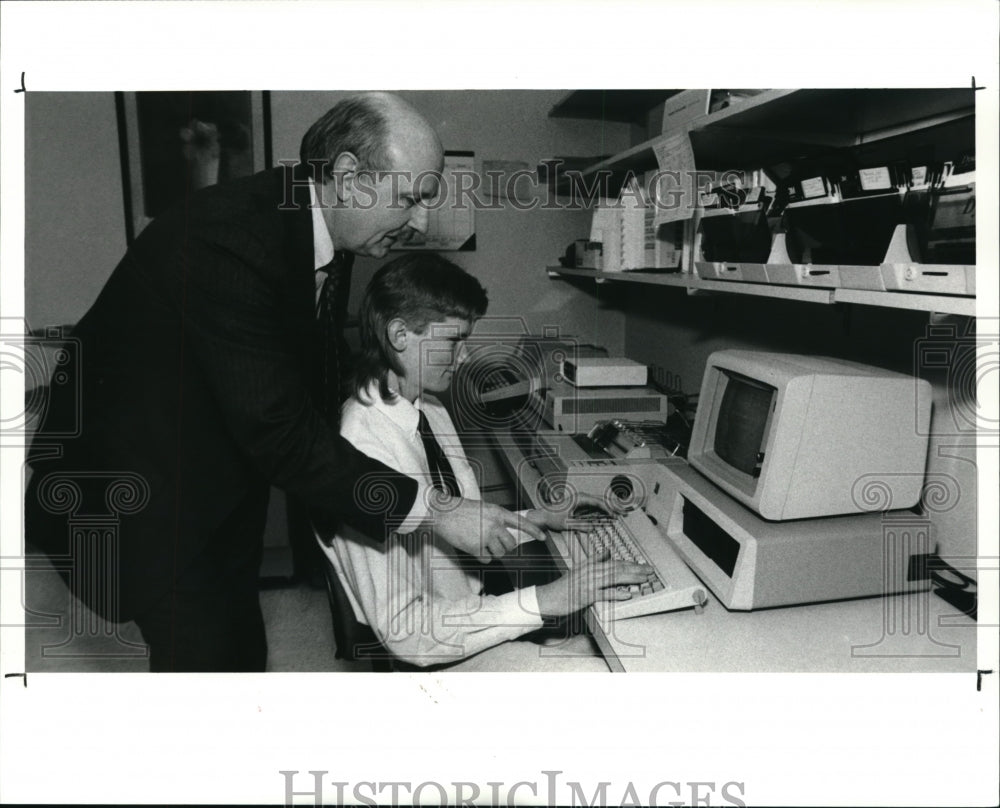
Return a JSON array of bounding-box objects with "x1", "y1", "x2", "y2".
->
[{"x1": 401, "y1": 316, "x2": 473, "y2": 395}]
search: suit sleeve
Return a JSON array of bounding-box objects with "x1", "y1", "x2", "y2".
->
[
  {"x1": 334, "y1": 264, "x2": 356, "y2": 399},
  {"x1": 169, "y1": 231, "x2": 427, "y2": 538}
]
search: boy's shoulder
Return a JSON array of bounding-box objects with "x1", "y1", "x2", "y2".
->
[
  {"x1": 339, "y1": 394, "x2": 387, "y2": 437},
  {"x1": 341, "y1": 391, "x2": 416, "y2": 432},
  {"x1": 340, "y1": 395, "x2": 368, "y2": 422}
]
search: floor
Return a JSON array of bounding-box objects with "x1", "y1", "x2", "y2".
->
[
  {"x1": 21, "y1": 552, "x2": 607, "y2": 674},
  {"x1": 21, "y1": 556, "x2": 357, "y2": 673}
]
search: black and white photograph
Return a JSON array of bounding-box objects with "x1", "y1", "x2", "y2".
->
[
  {"x1": 118, "y1": 90, "x2": 270, "y2": 241},
  {"x1": 1, "y1": 2, "x2": 997, "y2": 806}
]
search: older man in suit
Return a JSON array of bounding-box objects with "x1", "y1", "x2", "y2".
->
[{"x1": 25, "y1": 92, "x2": 540, "y2": 672}]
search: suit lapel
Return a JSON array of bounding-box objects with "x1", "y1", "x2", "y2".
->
[{"x1": 276, "y1": 163, "x2": 321, "y2": 383}]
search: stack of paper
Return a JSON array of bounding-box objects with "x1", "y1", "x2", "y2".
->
[{"x1": 591, "y1": 203, "x2": 622, "y2": 272}]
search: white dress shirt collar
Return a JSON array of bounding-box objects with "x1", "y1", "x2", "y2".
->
[
  {"x1": 360, "y1": 380, "x2": 427, "y2": 437},
  {"x1": 309, "y1": 179, "x2": 336, "y2": 271}
]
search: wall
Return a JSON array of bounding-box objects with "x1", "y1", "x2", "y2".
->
[
  {"x1": 24, "y1": 92, "x2": 128, "y2": 330},
  {"x1": 270, "y1": 90, "x2": 631, "y2": 352},
  {"x1": 25, "y1": 90, "x2": 631, "y2": 347},
  {"x1": 620, "y1": 283, "x2": 979, "y2": 564},
  {"x1": 22, "y1": 90, "x2": 634, "y2": 555}
]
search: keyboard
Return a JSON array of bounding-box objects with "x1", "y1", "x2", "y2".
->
[
  {"x1": 478, "y1": 366, "x2": 534, "y2": 404},
  {"x1": 561, "y1": 509, "x2": 708, "y2": 621}
]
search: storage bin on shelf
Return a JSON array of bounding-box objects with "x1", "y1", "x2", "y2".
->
[
  {"x1": 693, "y1": 177, "x2": 773, "y2": 284},
  {"x1": 880, "y1": 160, "x2": 975, "y2": 296}
]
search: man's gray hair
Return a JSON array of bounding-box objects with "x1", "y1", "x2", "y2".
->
[{"x1": 299, "y1": 94, "x2": 392, "y2": 180}]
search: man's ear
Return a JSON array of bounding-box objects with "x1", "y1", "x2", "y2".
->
[
  {"x1": 329, "y1": 151, "x2": 359, "y2": 202},
  {"x1": 386, "y1": 317, "x2": 408, "y2": 352}
]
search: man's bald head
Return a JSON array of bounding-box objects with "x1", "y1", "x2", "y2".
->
[
  {"x1": 299, "y1": 92, "x2": 443, "y2": 179},
  {"x1": 304, "y1": 93, "x2": 446, "y2": 258}
]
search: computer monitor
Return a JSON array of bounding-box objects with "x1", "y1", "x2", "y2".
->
[{"x1": 687, "y1": 350, "x2": 932, "y2": 521}]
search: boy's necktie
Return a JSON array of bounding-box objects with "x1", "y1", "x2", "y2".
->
[
  {"x1": 417, "y1": 409, "x2": 461, "y2": 497},
  {"x1": 419, "y1": 405, "x2": 513, "y2": 594}
]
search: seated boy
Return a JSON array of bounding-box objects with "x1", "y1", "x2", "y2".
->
[{"x1": 316, "y1": 253, "x2": 653, "y2": 668}]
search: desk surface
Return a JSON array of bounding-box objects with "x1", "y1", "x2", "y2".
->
[{"x1": 493, "y1": 431, "x2": 977, "y2": 674}]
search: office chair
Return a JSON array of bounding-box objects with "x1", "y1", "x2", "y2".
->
[
  {"x1": 287, "y1": 494, "x2": 396, "y2": 671},
  {"x1": 320, "y1": 554, "x2": 396, "y2": 673}
]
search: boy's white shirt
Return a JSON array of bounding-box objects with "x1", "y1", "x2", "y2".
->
[{"x1": 317, "y1": 384, "x2": 545, "y2": 666}]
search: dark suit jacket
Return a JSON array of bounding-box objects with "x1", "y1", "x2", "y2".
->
[{"x1": 25, "y1": 165, "x2": 418, "y2": 621}]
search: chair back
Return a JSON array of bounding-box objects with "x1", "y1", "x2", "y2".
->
[{"x1": 321, "y1": 558, "x2": 394, "y2": 672}]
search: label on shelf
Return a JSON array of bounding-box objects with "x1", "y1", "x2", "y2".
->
[
  {"x1": 800, "y1": 176, "x2": 828, "y2": 199},
  {"x1": 859, "y1": 166, "x2": 893, "y2": 192},
  {"x1": 660, "y1": 90, "x2": 710, "y2": 132}
]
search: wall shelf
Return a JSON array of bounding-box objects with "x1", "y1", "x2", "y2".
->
[
  {"x1": 549, "y1": 267, "x2": 690, "y2": 289},
  {"x1": 570, "y1": 88, "x2": 975, "y2": 180},
  {"x1": 834, "y1": 287, "x2": 976, "y2": 317},
  {"x1": 691, "y1": 277, "x2": 836, "y2": 305},
  {"x1": 547, "y1": 267, "x2": 976, "y2": 316},
  {"x1": 551, "y1": 87, "x2": 978, "y2": 319},
  {"x1": 548, "y1": 90, "x2": 683, "y2": 123}
]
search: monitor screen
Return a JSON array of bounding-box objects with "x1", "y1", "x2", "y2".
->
[{"x1": 714, "y1": 371, "x2": 775, "y2": 479}]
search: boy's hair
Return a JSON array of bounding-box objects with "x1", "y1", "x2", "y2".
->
[{"x1": 355, "y1": 253, "x2": 488, "y2": 399}]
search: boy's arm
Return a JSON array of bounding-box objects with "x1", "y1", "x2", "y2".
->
[
  {"x1": 332, "y1": 403, "x2": 545, "y2": 665},
  {"x1": 362, "y1": 584, "x2": 546, "y2": 668}
]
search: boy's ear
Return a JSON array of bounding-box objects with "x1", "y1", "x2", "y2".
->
[{"x1": 386, "y1": 317, "x2": 408, "y2": 352}]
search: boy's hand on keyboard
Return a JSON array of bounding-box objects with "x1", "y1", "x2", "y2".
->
[{"x1": 535, "y1": 552, "x2": 655, "y2": 618}]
